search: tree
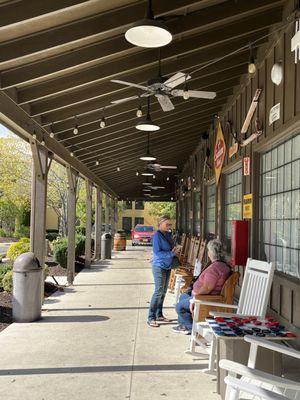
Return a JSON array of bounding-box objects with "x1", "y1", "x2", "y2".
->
[
  {"x1": 147, "y1": 201, "x2": 176, "y2": 219},
  {"x1": 0, "y1": 136, "x2": 31, "y2": 234}
]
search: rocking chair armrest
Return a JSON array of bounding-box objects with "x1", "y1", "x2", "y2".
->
[
  {"x1": 224, "y1": 376, "x2": 292, "y2": 400},
  {"x1": 219, "y1": 360, "x2": 300, "y2": 391},
  {"x1": 190, "y1": 299, "x2": 238, "y2": 308},
  {"x1": 244, "y1": 336, "x2": 300, "y2": 359}
]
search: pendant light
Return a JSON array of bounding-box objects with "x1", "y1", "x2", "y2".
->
[
  {"x1": 248, "y1": 43, "x2": 256, "y2": 74},
  {"x1": 139, "y1": 132, "x2": 157, "y2": 161},
  {"x1": 125, "y1": 0, "x2": 172, "y2": 48},
  {"x1": 136, "y1": 97, "x2": 160, "y2": 131}
]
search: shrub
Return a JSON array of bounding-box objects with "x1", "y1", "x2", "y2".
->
[
  {"x1": 7, "y1": 238, "x2": 30, "y2": 261},
  {"x1": 46, "y1": 232, "x2": 59, "y2": 242},
  {"x1": 53, "y1": 235, "x2": 87, "y2": 268},
  {"x1": 2, "y1": 270, "x2": 13, "y2": 292},
  {"x1": 0, "y1": 228, "x2": 7, "y2": 237},
  {"x1": 53, "y1": 237, "x2": 68, "y2": 269},
  {"x1": 13, "y1": 225, "x2": 30, "y2": 239},
  {"x1": 0, "y1": 263, "x2": 12, "y2": 291},
  {"x1": 76, "y1": 226, "x2": 86, "y2": 236}
]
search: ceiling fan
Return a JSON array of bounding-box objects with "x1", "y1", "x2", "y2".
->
[
  {"x1": 110, "y1": 52, "x2": 216, "y2": 112},
  {"x1": 147, "y1": 162, "x2": 177, "y2": 172}
]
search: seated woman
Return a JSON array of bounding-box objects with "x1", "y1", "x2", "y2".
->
[{"x1": 172, "y1": 239, "x2": 231, "y2": 334}]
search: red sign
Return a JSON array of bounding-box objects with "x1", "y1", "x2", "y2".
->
[{"x1": 243, "y1": 157, "x2": 250, "y2": 176}]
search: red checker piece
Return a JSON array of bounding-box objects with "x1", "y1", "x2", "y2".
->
[{"x1": 215, "y1": 317, "x2": 225, "y2": 322}]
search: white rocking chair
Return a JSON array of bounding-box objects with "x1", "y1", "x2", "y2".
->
[
  {"x1": 220, "y1": 335, "x2": 300, "y2": 400},
  {"x1": 186, "y1": 258, "x2": 275, "y2": 373}
]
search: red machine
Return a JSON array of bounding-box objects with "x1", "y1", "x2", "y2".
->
[{"x1": 231, "y1": 220, "x2": 249, "y2": 266}]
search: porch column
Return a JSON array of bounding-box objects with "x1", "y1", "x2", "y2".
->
[
  {"x1": 105, "y1": 193, "x2": 110, "y2": 233},
  {"x1": 67, "y1": 166, "x2": 78, "y2": 285},
  {"x1": 94, "y1": 188, "x2": 102, "y2": 259},
  {"x1": 30, "y1": 140, "x2": 53, "y2": 269},
  {"x1": 84, "y1": 180, "x2": 92, "y2": 268},
  {"x1": 114, "y1": 198, "x2": 118, "y2": 234}
]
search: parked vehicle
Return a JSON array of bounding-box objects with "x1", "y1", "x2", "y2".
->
[{"x1": 131, "y1": 225, "x2": 155, "y2": 246}]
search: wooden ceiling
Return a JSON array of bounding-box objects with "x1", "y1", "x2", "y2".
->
[{"x1": 0, "y1": 0, "x2": 285, "y2": 199}]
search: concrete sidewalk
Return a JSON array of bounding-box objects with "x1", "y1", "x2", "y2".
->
[{"x1": 0, "y1": 246, "x2": 218, "y2": 400}]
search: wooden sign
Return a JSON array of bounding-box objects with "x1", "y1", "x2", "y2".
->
[
  {"x1": 241, "y1": 89, "x2": 262, "y2": 135},
  {"x1": 214, "y1": 122, "x2": 226, "y2": 185},
  {"x1": 291, "y1": 19, "x2": 300, "y2": 63},
  {"x1": 243, "y1": 157, "x2": 250, "y2": 176},
  {"x1": 243, "y1": 194, "x2": 253, "y2": 219},
  {"x1": 229, "y1": 142, "x2": 239, "y2": 158}
]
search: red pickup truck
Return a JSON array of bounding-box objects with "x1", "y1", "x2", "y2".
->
[{"x1": 131, "y1": 225, "x2": 155, "y2": 246}]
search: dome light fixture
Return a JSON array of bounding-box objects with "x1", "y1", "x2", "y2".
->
[
  {"x1": 139, "y1": 132, "x2": 157, "y2": 161},
  {"x1": 117, "y1": 166, "x2": 121, "y2": 172},
  {"x1": 100, "y1": 108, "x2": 106, "y2": 128},
  {"x1": 70, "y1": 151, "x2": 74, "y2": 157},
  {"x1": 125, "y1": 0, "x2": 172, "y2": 48},
  {"x1": 95, "y1": 160, "x2": 99, "y2": 166},
  {"x1": 136, "y1": 96, "x2": 160, "y2": 131},
  {"x1": 183, "y1": 80, "x2": 189, "y2": 100},
  {"x1": 50, "y1": 123, "x2": 55, "y2": 138},
  {"x1": 166, "y1": 176, "x2": 170, "y2": 181}
]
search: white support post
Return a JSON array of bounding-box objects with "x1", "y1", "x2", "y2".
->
[
  {"x1": 94, "y1": 188, "x2": 102, "y2": 260},
  {"x1": 84, "y1": 180, "x2": 92, "y2": 268},
  {"x1": 105, "y1": 193, "x2": 110, "y2": 233},
  {"x1": 66, "y1": 166, "x2": 78, "y2": 285},
  {"x1": 30, "y1": 141, "x2": 52, "y2": 298}
]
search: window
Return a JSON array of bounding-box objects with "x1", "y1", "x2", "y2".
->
[
  {"x1": 259, "y1": 134, "x2": 300, "y2": 278},
  {"x1": 124, "y1": 201, "x2": 132, "y2": 209},
  {"x1": 134, "y1": 217, "x2": 144, "y2": 226},
  {"x1": 135, "y1": 201, "x2": 144, "y2": 210},
  {"x1": 122, "y1": 217, "x2": 132, "y2": 233},
  {"x1": 224, "y1": 168, "x2": 242, "y2": 249},
  {"x1": 193, "y1": 192, "x2": 201, "y2": 235},
  {"x1": 206, "y1": 183, "x2": 216, "y2": 237}
]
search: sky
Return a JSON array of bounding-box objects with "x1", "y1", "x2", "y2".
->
[{"x1": 0, "y1": 123, "x2": 14, "y2": 138}]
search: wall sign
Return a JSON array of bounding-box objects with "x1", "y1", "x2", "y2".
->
[
  {"x1": 269, "y1": 103, "x2": 280, "y2": 125},
  {"x1": 214, "y1": 122, "x2": 226, "y2": 185},
  {"x1": 229, "y1": 142, "x2": 239, "y2": 158},
  {"x1": 243, "y1": 157, "x2": 250, "y2": 176},
  {"x1": 243, "y1": 194, "x2": 253, "y2": 219}
]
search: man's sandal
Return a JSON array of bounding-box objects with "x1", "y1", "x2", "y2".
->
[{"x1": 147, "y1": 320, "x2": 159, "y2": 328}]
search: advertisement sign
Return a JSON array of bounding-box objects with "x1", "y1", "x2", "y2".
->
[
  {"x1": 243, "y1": 194, "x2": 253, "y2": 219},
  {"x1": 243, "y1": 157, "x2": 250, "y2": 176},
  {"x1": 214, "y1": 122, "x2": 226, "y2": 185}
]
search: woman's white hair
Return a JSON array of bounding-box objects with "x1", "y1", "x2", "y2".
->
[{"x1": 207, "y1": 239, "x2": 224, "y2": 260}]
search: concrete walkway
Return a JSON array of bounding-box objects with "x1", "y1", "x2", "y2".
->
[{"x1": 0, "y1": 246, "x2": 218, "y2": 400}]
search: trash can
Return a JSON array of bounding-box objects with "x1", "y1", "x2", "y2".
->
[
  {"x1": 101, "y1": 233, "x2": 112, "y2": 260},
  {"x1": 12, "y1": 252, "x2": 42, "y2": 322}
]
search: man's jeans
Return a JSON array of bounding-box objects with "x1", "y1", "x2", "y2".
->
[
  {"x1": 148, "y1": 265, "x2": 171, "y2": 321},
  {"x1": 175, "y1": 293, "x2": 193, "y2": 331}
]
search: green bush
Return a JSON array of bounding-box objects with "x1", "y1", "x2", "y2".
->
[
  {"x1": 53, "y1": 235, "x2": 87, "y2": 268},
  {"x1": 76, "y1": 226, "x2": 86, "y2": 236},
  {"x1": 14, "y1": 225, "x2": 30, "y2": 239},
  {"x1": 0, "y1": 264, "x2": 12, "y2": 291},
  {"x1": 46, "y1": 232, "x2": 59, "y2": 242},
  {"x1": 2, "y1": 270, "x2": 13, "y2": 292},
  {"x1": 7, "y1": 238, "x2": 30, "y2": 261},
  {"x1": 0, "y1": 228, "x2": 7, "y2": 237},
  {"x1": 53, "y1": 237, "x2": 68, "y2": 268}
]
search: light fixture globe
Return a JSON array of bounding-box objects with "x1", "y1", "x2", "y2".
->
[
  {"x1": 139, "y1": 153, "x2": 157, "y2": 161},
  {"x1": 136, "y1": 116, "x2": 160, "y2": 131},
  {"x1": 125, "y1": 18, "x2": 172, "y2": 48}
]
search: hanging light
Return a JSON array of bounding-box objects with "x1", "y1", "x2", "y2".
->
[
  {"x1": 136, "y1": 97, "x2": 160, "y2": 131},
  {"x1": 50, "y1": 123, "x2": 55, "y2": 138},
  {"x1": 73, "y1": 116, "x2": 79, "y2": 135},
  {"x1": 139, "y1": 132, "x2": 157, "y2": 161},
  {"x1": 100, "y1": 108, "x2": 106, "y2": 128},
  {"x1": 32, "y1": 131, "x2": 37, "y2": 140},
  {"x1": 141, "y1": 172, "x2": 153, "y2": 176},
  {"x1": 95, "y1": 160, "x2": 99, "y2": 166},
  {"x1": 117, "y1": 166, "x2": 121, "y2": 172},
  {"x1": 183, "y1": 80, "x2": 189, "y2": 100},
  {"x1": 136, "y1": 171, "x2": 140, "y2": 176},
  {"x1": 136, "y1": 104, "x2": 143, "y2": 118},
  {"x1": 248, "y1": 43, "x2": 256, "y2": 74},
  {"x1": 70, "y1": 151, "x2": 74, "y2": 157},
  {"x1": 41, "y1": 138, "x2": 45, "y2": 146},
  {"x1": 166, "y1": 176, "x2": 170, "y2": 181},
  {"x1": 152, "y1": 174, "x2": 156, "y2": 179},
  {"x1": 125, "y1": 0, "x2": 172, "y2": 48},
  {"x1": 171, "y1": 197, "x2": 174, "y2": 201}
]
